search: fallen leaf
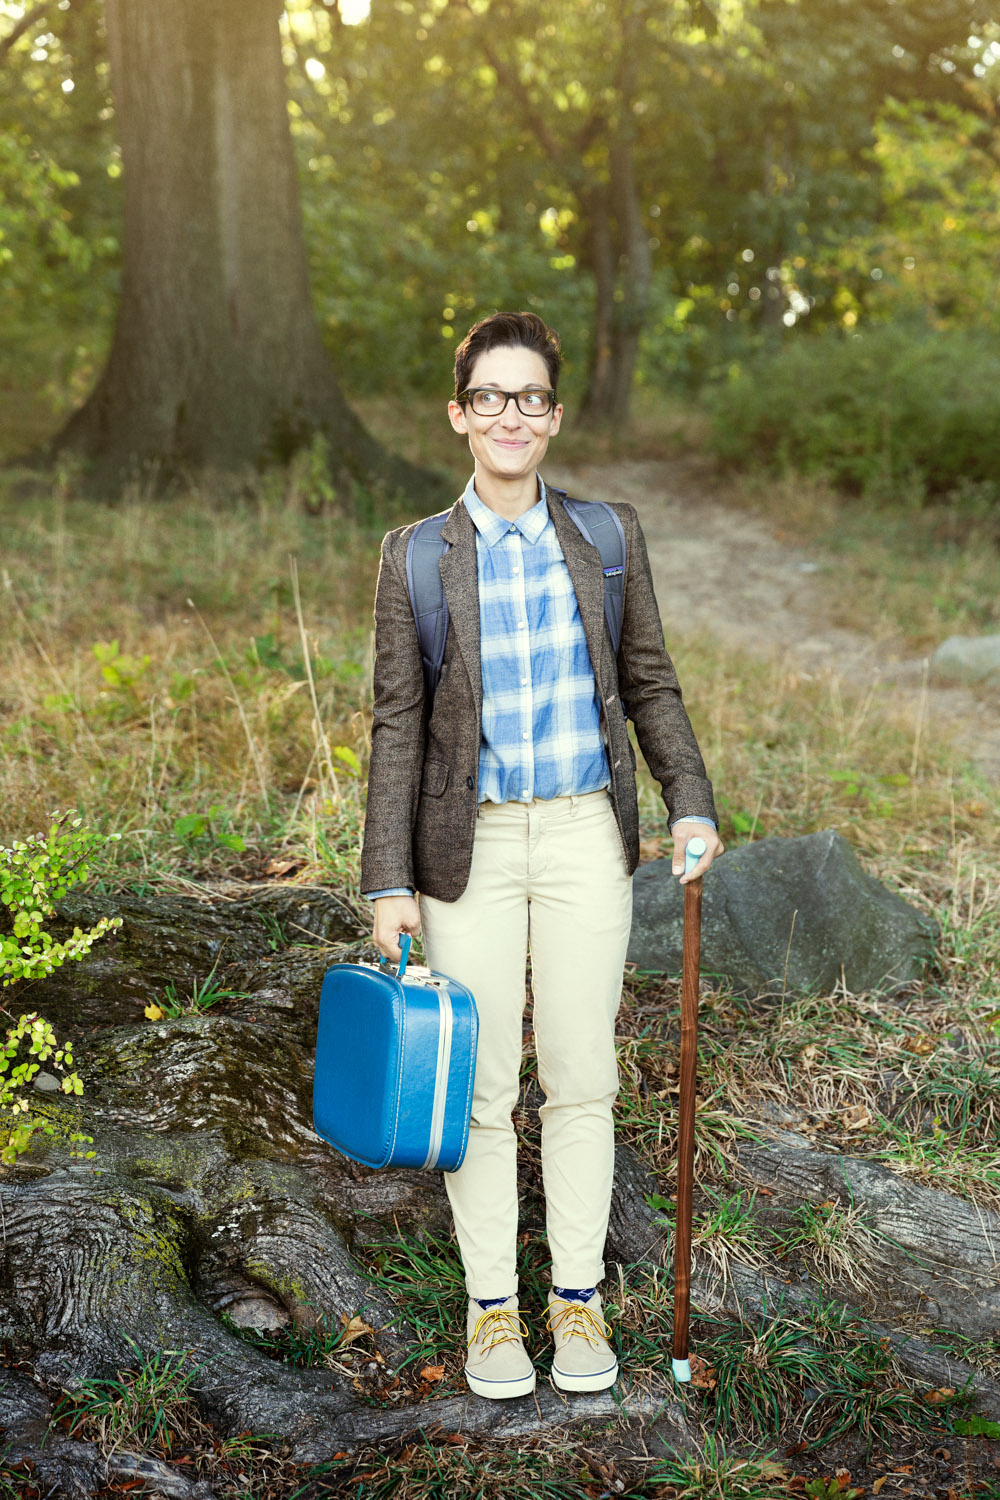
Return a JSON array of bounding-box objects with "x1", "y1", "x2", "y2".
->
[
  {"x1": 873, "y1": 1479, "x2": 888, "y2": 1495},
  {"x1": 922, "y1": 1386, "x2": 955, "y2": 1405},
  {"x1": 144, "y1": 1003, "x2": 165, "y2": 1021},
  {"x1": 841, "y1": 1104, "x2": 873, "y2": 1130},
  {"x1": 419, "y1": 1364, "x2": 445, "y2": 1383},
  {"x1": 759, "y1": 1460, "x2": 789, "y2": 1478},
  {"x1": 263, "y1": 857, "x2": 301, "y2": 877},
  {"x1": 801, "y1": 1044, "x2": 820, "y2": 1065},
  {"x1": 688, "y1": 1353, "x2": 717, "y2": 1390},
  {"x1": 338, "y1": 1314, "x2": 374, "y2": 1347},
  {"x1": 903, "y1": 1034, "x2": 937, "y2": 1055}
]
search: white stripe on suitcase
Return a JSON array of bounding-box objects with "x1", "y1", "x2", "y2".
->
[{"x1": 422, "y1": 988, "x2": 454, "y2": 1169}]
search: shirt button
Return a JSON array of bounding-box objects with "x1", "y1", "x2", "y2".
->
[
  {"x1": 513, "y1": 565, "x2": 520, "y2": 574},
  {"x1": 520, "y1": 677, "x2": 528, "y2": 686},
  {"x1": 518, "y1": 621, "x2": 526, "y2": 629},
  {"x1": 522, "y1": 731, "x2": 529, "y2": 740},
  {"x1": 509, "y1": 525, "x2": 516, "y2": 532},
  {"x1": 522, "y1": 790, "x2": 529, "y2": 798}
]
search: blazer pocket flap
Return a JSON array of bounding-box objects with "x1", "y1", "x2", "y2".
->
[{"x1": 421, "y1": 760, "x2": 450, "y2": 797}]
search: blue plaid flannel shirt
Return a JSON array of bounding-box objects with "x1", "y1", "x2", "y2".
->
[{"x1": 366, "y1": 476, "x2": 713, "y2": 897}]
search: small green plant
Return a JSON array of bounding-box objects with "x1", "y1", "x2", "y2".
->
[
  {"x1": 258, "y1": 909, "x2": 288, "y2": 951},
  {"x1": 802, "y1": 1479, "x2": 864, "y2": 1500},
  {"x1": 770, "y1": 1195, "x2": 890, "y2": 1301},
  {"x1": 147, "y1": 961, "x2": 251, "y2": 1020},
  {"x1": 286, "y1": 431, "x2": 337, "y2": 514},
  {"x1": 646, "y1": 1434, "x2": 789, "y2": 1499},
  {"x1": 704, "y1": 1312, "x2": 827, "y2": 1440},
  {"x1": 173, "y1": 804, "x2": 246, "y2": 853},
  {"x1": 1, "y1": 812, "x2": 120, "y2": 1163},
  {"x1": 648, "y1": 1186, "x2": 769, "y2": 1280},
  {"x1": 49, "y1": 1337, "x2": 209, "y2": 1458},
  {"x1": 799, "y1": 1334, "x2": 961, "y2": 1455},
  {"x1": 0, "y1": 812, "x2": 122, "y2": 986},
  {"x1": 92, "y1": 639, "x2": 151, "y2": 697}
]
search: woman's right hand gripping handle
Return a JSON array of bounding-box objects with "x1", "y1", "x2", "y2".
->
[{"x1": 372, "y1": 894, "x2": 422, "y2": 965}]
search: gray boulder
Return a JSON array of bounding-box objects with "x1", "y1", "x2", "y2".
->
[
  {"x1": 931, "y1": 633, "x2": 1000, "y2": 685},
  {"x1": 628, "y1": 828, "x2": 939, "y2": 996}
]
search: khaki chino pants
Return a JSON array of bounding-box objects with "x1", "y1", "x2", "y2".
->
[{"x1": 419, "y1": 789, "x2": 633, "y2": 1298}]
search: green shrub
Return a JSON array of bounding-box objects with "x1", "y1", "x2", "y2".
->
[
  {"x1": 1, "y1": 812, "x2": 121, "y2": 1164},
  {"x1": 709, "y1": 323, "x2": 1000, "y2": 503}
]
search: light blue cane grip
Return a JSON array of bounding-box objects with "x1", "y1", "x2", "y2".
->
[{"x1": 684, "y1": 836, "x2": 708, "y2": 877}]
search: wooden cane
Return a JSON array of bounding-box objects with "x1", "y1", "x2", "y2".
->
[{"x1": 672, "y1": 835, "x2": 706, "y2": 1383}]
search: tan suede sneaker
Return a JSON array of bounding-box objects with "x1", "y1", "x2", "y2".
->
[
  {"x1": 465, "y1": 1296, "x2": 536, "y2": 1399},
  {"x1": 545, "y1": 1288, "x2": 619, "y2": 1392}
]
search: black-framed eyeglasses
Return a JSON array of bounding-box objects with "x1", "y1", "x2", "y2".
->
[{"x1": 458, "y1": 387, "x2": 557, "y2": 417}]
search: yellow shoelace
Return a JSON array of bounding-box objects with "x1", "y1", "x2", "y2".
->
[
  {"x1": 469, "y1": 1306, "x2": 530, "y2": 1351},
  {"x1": 545, "y1": 1300, "x2": 612, "y2": 1345}
]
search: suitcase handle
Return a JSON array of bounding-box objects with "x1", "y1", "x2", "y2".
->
[{"x1": 379, "y1": 932, "x2": 412, "y2": 980}]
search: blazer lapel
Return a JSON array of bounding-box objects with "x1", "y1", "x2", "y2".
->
[
  {"x1": 548, "y1": 490, "x2": 609, "y2": 679},
  {"x1": 439, "y1": 498, "x2": 482, "y2": 714}
]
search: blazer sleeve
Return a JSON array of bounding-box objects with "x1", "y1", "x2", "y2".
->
[
  {"x1": 359, "y1": 529, "x2": 427, "y2": 894},
  {"x1": 615, "y1": 504, "x2": 718, "y2": 826}
]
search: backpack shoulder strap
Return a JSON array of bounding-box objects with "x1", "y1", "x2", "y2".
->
[
  {"x1": 405, "y1": 510, "x2": 451, "y2": 703},
  {"x1": 559, "y1": 495, "x2": 627, "y2": 657}
]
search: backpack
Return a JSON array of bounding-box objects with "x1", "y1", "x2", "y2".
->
[{"x1": 405, "y1": 488, "x2": 626, "y2": 703}]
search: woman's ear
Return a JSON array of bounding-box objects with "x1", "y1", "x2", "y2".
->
[{"x1": 448, "y1": 399, "x2": 468, "y2": 434}]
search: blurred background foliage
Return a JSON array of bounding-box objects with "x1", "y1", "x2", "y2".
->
[{"x1": 2, "y1": 0, "x2": 999, "y2": 497}]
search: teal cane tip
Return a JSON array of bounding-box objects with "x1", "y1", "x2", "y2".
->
[
  {"x1": 672, "y1": 1356, "x2": 692, "y2": 1382},
  {"x1": 683, "y1": 836, "x2": 708, "y2": 876}
]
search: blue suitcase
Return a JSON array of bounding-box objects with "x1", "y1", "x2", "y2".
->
[{"x1": 312, "y1": 936, "x2": 479, "y2": 1172}]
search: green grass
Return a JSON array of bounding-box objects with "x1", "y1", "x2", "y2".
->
[{"x1": 49, "y1": 1337, "x2": 211, "y2": 1458}]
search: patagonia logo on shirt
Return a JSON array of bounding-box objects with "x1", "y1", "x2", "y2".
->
[{"x1": 603, "y1": 565, "x2": 624, "y2": 577}]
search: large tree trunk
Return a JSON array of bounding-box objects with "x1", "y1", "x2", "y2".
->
[
  {"x1": 578, "y1": 8, "x2": 651, "y2": 429},
  {"x1": 56, "y1": 0, "x2": 430, "y2": 498},
  {"x1": 578, "y1": 184, "x2": 617, "y2": 424},
  {"x1": 577, "y1": 149, "x2": 651, "y2": 429}
]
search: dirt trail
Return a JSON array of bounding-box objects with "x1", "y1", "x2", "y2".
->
[{"x1": 551, "y1": 457, "x2": 1000, "y2": 781}]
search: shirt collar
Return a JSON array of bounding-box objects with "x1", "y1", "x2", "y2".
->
[{"x1": 462, "y1": 475, "x2": 550, "y2": 547}]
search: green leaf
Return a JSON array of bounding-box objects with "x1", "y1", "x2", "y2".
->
[
  {"x1": 953, "y1": 1415, "x2": 1000, "y2": 1437},
  {"x1": 333, "y1": 745, "x2": 361, "y2": 774},
  {"x1": 173, "y1": 813, "x2": 209, "y2": 842}
]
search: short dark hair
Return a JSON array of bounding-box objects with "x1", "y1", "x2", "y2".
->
[{"x1": 453, "y1": 311, "x2": 562, "y2": 401}]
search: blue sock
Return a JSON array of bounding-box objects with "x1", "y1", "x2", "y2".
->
[
  {"x1": 553, "y1": 1285, "x2": 596, "y2": 1303},
  {"x1": 475, "y1": 1295, "x2": 510, "y2": 1310}
]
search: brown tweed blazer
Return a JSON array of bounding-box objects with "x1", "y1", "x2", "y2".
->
[{"x1": 360, "y1": 489, "x2": 717, "y2": 903}]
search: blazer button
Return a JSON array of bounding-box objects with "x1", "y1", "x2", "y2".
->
[{"x1": 466, "y1": 775, "x2": 475, "y2": 790}]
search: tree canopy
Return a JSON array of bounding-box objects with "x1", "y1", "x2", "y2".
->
[{"x1": 2, "y1": 0, "x2": 998, "y2": 460}]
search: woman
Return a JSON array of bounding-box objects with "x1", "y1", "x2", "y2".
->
[{"x1": 361, "y1": 311, "x2": 722, "y2": 1398}]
